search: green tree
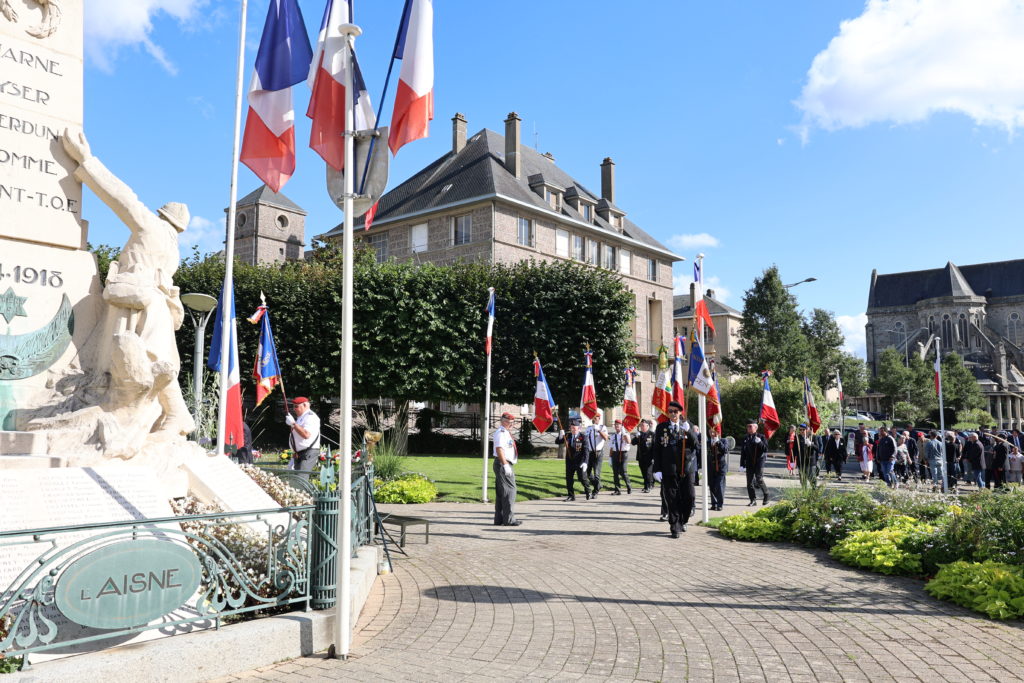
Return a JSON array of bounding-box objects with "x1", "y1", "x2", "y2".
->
[
  {"x1": 835, "y1": 352, "x2": 868, "y2": 398},
  {"x1": 870, "y1": 347, "x2": 911, "y2": 416},
  {"x1": 803, "y1": 308, "x2": 846, "y2": 391},
  {"x1": 86, "y1": 242, "x2": 120, "y2": 285},
  {"x1": 718, "y1": 374, "x2": 810, "y2": 448},
  {"x1": 940, "y1": 351, "x2": 985, "y2": 416}
]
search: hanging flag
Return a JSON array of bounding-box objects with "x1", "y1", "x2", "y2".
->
[
  {"x1": 533, "y1": 357, "x2": 556, "y2": 433},
  {"x1": 760, "y1": 370, "x2": 780, "y2": 440},
  {"x1": 651, "y1": 344, "x2": 671, "y2": 422},
  {"x1": 707, "y1": 359, "x2": 722, "y2": 436},
  {"x1": 671, "y1": 335, "x2": 686, "y2": 415},
  {"x1": 804, "y1": 376, "x2": 821, "y2": 434},
  {"x1": 934, "y1": 353, "x2": 942, "y2": 397},
  {"x1": 580, "y1": 348, "x2": 599, "y2": 420},
  {"x1": 836, "y1": 371, "x2": 844, "y2": 403},
  {"x1": 364, "y1": 201, "x2": 379, "y2": 230},
  {"x1": 388, "y1": 0, "x2": 434, "y2": 155},
  {"x1": 249, "y1": 303, "x2": 282, "y2": 406},
  {"x1": 239, "y1": 0, "x2": 313, "y2": 192},
  {"x1": 208, "y1": 285, "x2": 245, "y2": 452},
  {"x1": 622, "y1": 367, "x2": 641, "y2": 431},
  {"x1": 693, "y1": 261, "x2": 701, "y2": 283},
  {"x1": 307, "y1": 0, "x2": 376, "y2": 170},
  {"x1": 693, "y1": 297, "x2": 716, "y2": 334},
  {"x1": 687, "y1": 332, "x2": 714, "y2": 396},
  {"x1": 484, "y1": 288, "x2": 496, "y2": 355}
]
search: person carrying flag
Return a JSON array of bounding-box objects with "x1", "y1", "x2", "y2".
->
[
  {"x1": 556, "y1": 418, "x2": 593, "y2": 501},
  {"x1": 632, "y1": 419, "x2": 656, "y2": 492},
  {"x1": 608, "y1": 419, "x2": 633, "y2": 495},
  {"x1": 584, "y1": 411, "x2": 609, "y2": 496},
  {"x1": 740, "y1": 419, "x2": 770, "y2": 506},
  {"x1": 492, "y1": 411, "x2": 521, "y2": 525},
  {"x1": 286, "y1": 396, "x2": 320, "y2": 471},
  {"x1": 653, "y1": 401, "x2": 699, "y2": 538}
]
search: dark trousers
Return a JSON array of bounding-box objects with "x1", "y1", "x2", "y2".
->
[
  {"x1": 746, "y1": 466, "x2": 769, "y2": 502},
  {"x1": 831, "y1": 455, "x2": 846, "y2": 478},
  {"x1": 493, "y1": 460, "x2": 517, "y2": 525},
  {"x1": 638, "y1": 455, "x2": 654, "y2": 490},
  {"x1": 565, "y1": 459, "x2": 590, "y2": 498},
  {"x1": 294, "y1": 447, "x2": 319, "y2": 471},
  {"x1": 709, "y1": 472, "x2": 725, "y2": 509},
  {"x1": 610, "y1": 452, "x2": 631, "y2": 492},
  {"x1": 587, "y1": 452, "x2": 603, "y2": 492},
  {"x1": 993, "y1": 468, "x2": 1005, "y2": 487},
  {"x1": 663, "y1": 474, "x2": 694, "y2": 532}
]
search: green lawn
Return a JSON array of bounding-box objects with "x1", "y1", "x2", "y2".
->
[{"x1": 404, "y1": 455, "x2": 647, "y2": 503}]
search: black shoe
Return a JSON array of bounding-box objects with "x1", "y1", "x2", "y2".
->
[
  {"x1": 626, "y1": 489, "x2": 632, "y2": 494},
  {"x1": 659, "y1": 515, "x2": 667, "y2": 522},
  {"x1": 613, "y1": 490, "x2": 621, "y2": 495},
  {"x1": 564, "y1": 496, "x2": 575, "y2": 502},
  {"x1": 670, "y1": 530, "x2": 679, "y2": 539},
  {"x1": 763, "y1": 495, "x2": 770, "y2": 505},
  {"x1": 585, "y1": 492, "x2": 593, "y2": 500},
  {"x1": 504, "y1": 521, "x2": 522, "y2": 526},
  {"x1": 681, "y1": 524, "x2": 688, "y2": 532},
  {"x1": 747, "y1": 501, "x2": 756, "y2": 506}
]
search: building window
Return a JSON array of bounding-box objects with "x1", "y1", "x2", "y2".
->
[
  {"x1": 451, "y1": 214, "x2": 471, "y2": 245},
  {"x1": 647, "y1": 258, "x2": 658, "y2": 282},
  {"x1": 517, "y1": 217, "x2": 534, "y2": 247},
  {"x1": 941, "y1": 314, "x2": 953, "y2": 349},
  {"x1": 555, "y1": 229, "x2": 569, "y2": 257},
  {"x1": 619, "y1": 249, "x2": 631, "y2": 275},
  {"x1": 611, "y1": 215, "x2": 621, "y2": 229},
  {"x1": 928, "y1": 315, "x2": 936, "y2": 335},
  {"x1": 236, "y1": 213, "x2": 247, "y2": 228},
  {"x1": 587, "y1": 239, "x2": 599, "y2": 265},
  {"x1": 583, "y1": 204, "x2": 592, "y2": 221},
  {"x1": 891, "y1": 321, "x2": 905, "y2": 348},
  {"x1": 411, "y1": 223, "x2": 428, "y2": 253},
  {"x1": 573, "y1": 234, "x2": 585, "y2": 261},
  {"x1": 1009, "y1": 313, "x2": 1021, "y2": 345},
  {"x1": 277, "y1": 215, "x2": 289, "y2": 229},
  {"x1": 368, "y1": 232, "x2": 388, "y2": 263},
  {"x1": 603, "y1": 244, "x2": 616, "y2": 270},
  {"x1": 958, "y1": 313, "x2": 969, "y2": 347}
]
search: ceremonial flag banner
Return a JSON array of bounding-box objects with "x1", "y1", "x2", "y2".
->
[
  {"x1": 707, "y1": 359, "x2": 722, "y2": 435},
  {"x1": 694, "y1": 297, "x2": 715, "y2": 334},
  {"x1": 307, "y1": 0, "x2": 376, "y2": 170},
  {"x1": 580, "y1": 349, "x2": 599, "y2": 420},
  {"x1": 804, "y1": 376, "x2": 821, "y2": 433},
  {"x1": 533, "y1": 358, "x2": 556, "y2": 432},
  {"x1": 209, "y1": 286, "x2": 245, "y2": 450},
  {"x1": 249, "y1": 305, "x2": 282, "y2": 406},
  {"x1": 836, "y1": 371, "x2": 844, "y2": 402},
  {"x1": 652, "y1": 345, "x2": 671, "y2": 422},
  {"x1": 687, "y1": 333, "x2": 714, "y2": 396},
  {"x1": 934, "y1": 353, "x2": 942, "y2": 396},
  {"x1": 484, "y1": 288, "x2": 495, "y2": 355},
  {"x1": 389, "y1": 0, "x2": 434, "y2": 155},
  {"x1": 622, "y1": 367, "x2": 641, "y2": 431},
  {"x1": 240, "y1": 0, "x2": 313, "y2": 192},
  {"x1": 671, "y1": 336, "x2": 686, "y2": 412},
  {"x1": 760, "y1": 371, "x2": 780, "y2": 440}
]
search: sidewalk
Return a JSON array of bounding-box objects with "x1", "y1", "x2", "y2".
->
[{"x1": 217, "y1": 475, "x2": 1024, "y2": 682}]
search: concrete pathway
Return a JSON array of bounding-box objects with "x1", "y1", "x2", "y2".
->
[{"x1": 215, "y1": 474, "x2": 1024, "y2": 682}]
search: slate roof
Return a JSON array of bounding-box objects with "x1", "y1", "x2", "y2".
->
[
  {"x1": 234, "y1": 185, "x2": 307, "y2": 215},
  {"x1": 319, "y1": 128, "x2": 680, "y2": 260},
  {"x1": 672, "y1": 293, "x2": 741, "y2": 319},
  {"x1": 868, "y1": 259, "x2": 1024, "y2": 309}
]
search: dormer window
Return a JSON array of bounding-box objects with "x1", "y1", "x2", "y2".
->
[{"x1": 583, "y1": 204, "x2": 592, "y2": 221}]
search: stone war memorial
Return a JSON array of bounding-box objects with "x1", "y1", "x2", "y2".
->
[{"x1": 0, "y1": 1, "x2": 309, "y2": 666}]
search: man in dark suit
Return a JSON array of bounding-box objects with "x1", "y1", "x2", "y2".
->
[
  {"x1": 556, "y1": 419, "x2": 592, "y2": 501},
  {"x1": 823, "y1": 429, "x2": 846, "y2": 481},
  {"x1": 653, "y1": 401, "x2": 699, "y2": 538},
  {"x1": 740, "y1": 420, "x2": 770, "y2": 505},
  {"x1": 632, "y1": 420, "x2": 656, "y2": 492},
  {"x1": 707, "y1": 430, "x2": 729, "y2": 511}
]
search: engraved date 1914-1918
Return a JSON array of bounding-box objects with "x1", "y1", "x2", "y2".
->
[{"x1": 0, "y1": 263, "x2": 62, "y2": 287}]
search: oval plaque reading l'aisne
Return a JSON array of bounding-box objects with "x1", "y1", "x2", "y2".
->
[{"x1": 55, "y1": 539, "x2": 202, "y2": 629}]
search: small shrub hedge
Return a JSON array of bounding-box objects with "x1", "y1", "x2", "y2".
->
[
  {"x1": 374, "y1": 474, "x2": 438, "y2": 504},
  {"x1": 924, "y1": 561, "x2": 1024, "y2": 620},
  {"x1": 718, "y1": 511, "x2": 789, "y2": 542},
  {"x1": 829, "y1": 517, "x2": 930, "y2": 576}
]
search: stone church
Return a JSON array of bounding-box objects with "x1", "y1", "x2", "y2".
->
[{"x1": 864, "y1": 259, "x2": 1024, "y2": 428}]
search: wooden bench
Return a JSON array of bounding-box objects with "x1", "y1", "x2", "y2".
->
[{"x1": 380, "y1": 514, "x2": 430, "y2": 547}]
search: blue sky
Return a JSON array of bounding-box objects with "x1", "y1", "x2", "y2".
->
[{"x1": 79, "y1": 0, "x2": 1024, "y2": 358}]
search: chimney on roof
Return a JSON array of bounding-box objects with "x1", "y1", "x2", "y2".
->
[
  {"x1": 706, "y1": 288, "x2": 715, "y2": 300},
  {"x1": 601, "y1": 157, "x2": 615, "y2": 203},
  {"x1": 504, "y1": 112, "x2": 521, "y2": 179},
  {"x1": 452, "y1": 112, "x2": 467, "y2": 154}
]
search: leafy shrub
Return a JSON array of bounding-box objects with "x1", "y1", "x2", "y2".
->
[
  {"x1": 375, "y1": 474, "x2": 438, "y2": 503},
  {"x1": 373, "y1": 451, "x2": 407, "y2": 482},
  {"x1": 718, "y1": 513, "x2": 789, "y2": 542},
  {"x1": 874, "y1": 488, "x2": 958, "y2": 523},
  {"x1": 782, "y1": 487, "x2": 881, "y2": 548},
  {"x1": 829, "y1": 517, "x2": 929, "y2": 576},
  {"x1": 925, "y1": 561, "x2": 1024, "y2": 619},
  {"x1": 939, "y1": 488, "x2": 1024, "y2": 566}
]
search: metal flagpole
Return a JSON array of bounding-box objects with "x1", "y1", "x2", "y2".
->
[
  {"x1": 838, "y1": 371, "x2": 845, "y2": 464},
  {"x1": 697, "y1": 253, "x2": 709, "y2": 524},
  {"x1": 482, "y1": 288, "x2": 494, "y2": 503},
  {"x1": 217, "y1": 0, "x2": 249, "y2": 458},
  {"x1": 332, "y1": 21, "x2": 361, "y2": 661},
  {"x1": 936, "y1": 336, "x2": 948, "y2": 494}
]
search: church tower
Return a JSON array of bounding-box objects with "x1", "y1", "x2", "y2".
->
[{"x1": 230, "y1": 186, "x2": 308, "y2": 265}]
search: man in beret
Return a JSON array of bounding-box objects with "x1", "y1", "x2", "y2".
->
[
  {"x1": 286, "y1": 397, "x2": 321, "y2": 471},
  {"x1": 492, "y1": 412, "x2": 521, "y2": 525},
  {"x1": 740, "y1": 419, "x2": 769, "y2": 505},
  {"x1": 632, "y1": 419, "x2": 656, "y2": 492},
  {"x1": 609, "y1": 418, "x2": 633, "y2": 494},
  {"x1": 557, "y1": 418, "x2": 592, "y2": 500},
  {"x1": 653, "y1": 400, "x2": 699, "y2": 538}
]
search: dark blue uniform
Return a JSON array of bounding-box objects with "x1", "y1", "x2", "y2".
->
[
  {"x1": 556, "y1": 430, "x2": 592, "y2": 500},
  {"x1": 653, "y1": 420, "x2": 699, "y2": 536}
]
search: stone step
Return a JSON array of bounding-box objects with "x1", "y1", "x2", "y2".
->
[
  {"x1": 0, "y1": 431, "x2": 48, "y2": 455},
  {"x1": 0, "y1": 455, "x2": 66, "y2": 469}
]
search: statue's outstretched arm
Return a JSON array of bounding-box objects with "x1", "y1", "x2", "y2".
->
[{"x1": 62, "y1": 129, "x2": 152, "y2": 235}]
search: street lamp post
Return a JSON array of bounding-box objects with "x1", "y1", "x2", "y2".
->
[
  {"x1": 783, "y1": 277, "x2": 817, "y2": 289},
  {"x1": 181, "y1": 293, "x2": 218, "y2": 422}
]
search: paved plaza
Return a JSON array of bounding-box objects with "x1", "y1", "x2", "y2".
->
[{"x1": 218, "y1": 474, "x2": 1024, "y2": 682}]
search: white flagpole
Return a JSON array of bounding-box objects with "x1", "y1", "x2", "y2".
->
[
  {"x1": 936, "y1": 336, "x2": 948, "y2": 494},
  {"x1": 696, "y1": 254, "x2": 709, "y2": 523},
  {"x1": 217, "y1": 0, "x2": 248, "y2": 458},
  {"x1": 482, "y1": 288, "x2": 494, "y2": 503},
  {"x1": 333, "y1": 21, "x2": 361, "y2": 661}
]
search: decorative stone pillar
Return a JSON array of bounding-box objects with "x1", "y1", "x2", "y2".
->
[{"x1": 997, "y1": 396, "x2": 1005, "y2": 430}]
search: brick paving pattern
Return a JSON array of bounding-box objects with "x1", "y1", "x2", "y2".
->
[{"x1": 216, "y1": 474, "x2": 1024, "y2": 682}]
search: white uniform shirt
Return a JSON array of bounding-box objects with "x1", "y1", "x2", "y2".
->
[
  {"x1": 587, "y1": 423, "x2": 608, "y2": 454},
  {"x1": 492, "y1": 426, "x2": 517, "y2": 464},
  {"x1": 610, "y1": 429, "x2": 630, "y2": 453},
  {"x1": 290, "y1": 410, "x2": 321, "y2": 451}
]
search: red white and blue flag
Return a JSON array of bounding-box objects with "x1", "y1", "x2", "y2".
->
[
  {"x1": 836, "y1": 371, "x2": 844, "y2": 403},
  {"x1": 307, "y1": 0, "x2": 376, "y2": 170},
  {"x1": 239, "y1": 0, "x2": 312, "y2": 192},
  {"x1": 208, "y1": 284, "x2": 245, "y2": 452},
  {"x1": 248, "y1": 303, "x2": 282, "y2": 406},
  {"x1": 533, "y1": 357, "x2": 556, "y2": 433},
  {"x1": 388, "y1": 0, "x2": 434, "y2": 155},
  {"x1": 484, "y1": 288, "x2": 495, "y2": 355},
  {"x1": 671, "y1": 335, "x2": 686, "y2": 412},
  {"x1": 760, "y1": 370, "x2": 780, "y2": 440},
  {"x1": 622, "y1": 367, "x2": 641, "y2": 431},
  {"x1": 934, "y1": 353, "x2": 942, "y2": 397},
  {"x1": 687, "y1": 332, "x2": 713, "y2": 396},
  {"x1": 804, "y1": 376, "x2": 821, "y2": 434},
  {"x1": 652, "y1": 345, "x2": 671, "y2": 423},
  {"x1": 707, "y1": 359, "x2": 722, "y2": 436},
  {"x1": 580, "y1": 348, "x2": 599, "y2": 420}
]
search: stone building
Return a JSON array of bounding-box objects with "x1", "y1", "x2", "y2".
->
[
  {"x1": 320, "y1": 112, "x2": 683, "y2": 417},
  {"x1": 862, "y1": 259, "x2": 1024, "y2": 428},
  {"x1": 672, "y1": 288, "x2": 742, "y2": 367},
  {"x1": 230, "y1": 185, "x2": 307, "y2": 265}
]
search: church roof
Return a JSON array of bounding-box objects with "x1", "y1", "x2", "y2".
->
[
  {"x1": 234, "y1": 185, "x2": 307, "y2": 215},
  {"x1": 867, "y1": 259, "x2": 1024, "y2": 309}
]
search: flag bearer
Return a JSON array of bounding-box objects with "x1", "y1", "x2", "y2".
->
[
  {"x1": 492, "y1": 412, "x2": 521, "y2": 526},
  {"x1": 653, "y1": 401, "x2": 699, "y2": 538}
]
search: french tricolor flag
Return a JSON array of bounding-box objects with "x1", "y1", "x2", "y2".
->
[
  {"x1": 760, "y1": 371, "x2": 780, "y2": 440},
  {"x1": 208, "y1": 283, "x2": 245, "y2": 452},
  {"x1": 580, "y1": 349, "x2": 599, "y2": 420},
  {"x1": 239, "y1": 0, "x2": 312, "y2": 193},
  {"x1": 388, "y1": 0, "x2": 433, "y2": 155},
  {"x1": 533, "y1": 357, "x2": 556, "y2": 433},
  {"x1": 307, "y1": 0, "x2": 375, "y2": 171},
  {"x1": 484, "y1": 287, "x2": 495, "y2": 355}
]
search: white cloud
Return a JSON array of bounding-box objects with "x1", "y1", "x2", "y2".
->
[
  {"x1": 796, "y1": 0, "x2": 1024, "y2": 136},
  {"x1": 837, "y1": 313, "x2": 869, "y2": 358},
  {"x1": 179, "y1": 214, "x2": 223, "y2": 256},
  {"x1": 85, "y1": 0, "x2": 208, "y2": 74},
  {"x1": 673, "y1": 273, "x2": 732, "y2": 304},
  {"x1": 667, "y1": 232, "x2": 721, "y2": 250}
]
